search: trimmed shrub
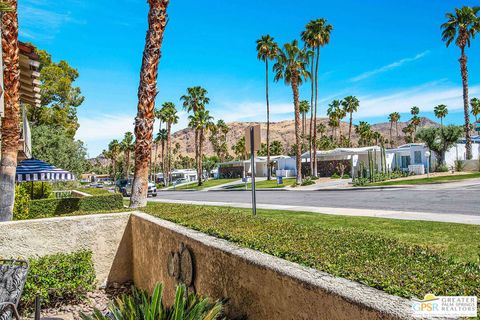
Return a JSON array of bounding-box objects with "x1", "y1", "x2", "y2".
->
[
  {"x1": 21, "y1": 250, "x2": 96, "y2": 312},
  {"x1": 26, "y1": 194, "x2": 123, "y2": 219},
  {"x1": 13, "y1": 185, "x2": 30, "y2": 220},
  {"x1": 19, "y1": 182, "x2": 52, "y2": 200}
]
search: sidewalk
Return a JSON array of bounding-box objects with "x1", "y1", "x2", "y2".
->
[{"x1": 149, "y1": 198, "x2": 480, "y2": 225}]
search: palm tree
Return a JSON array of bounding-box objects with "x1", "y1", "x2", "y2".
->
[
  {"x1": 317, "y1": 123, "x2": 326, "y2": 138},
  {"x1": 434, "y1": 104, "x2": 449, "y2": 126},
  {"x1": 160, "y1": 102, "x2": 178, "y2": 186},
  {"x1": 402, "y1": 123, "x2": 415, "y2": 143},
  {"x1": 156, "y1": 129, "x2": 168, "y2": 181},
  {"x1": 130, "y1": 0, "x2": 170, "y2": 208},
  {"x1": 441, "y1": 6, "x2": 480, "y2": 159},
  {"x1": 273, "y1": 40, "x2": 310, "y2": 184},
  {"x1": 327, "y1": 100, "x2": 342, "y2": 142},
  {"x1": 121, "y1": 132, "x2": 135, "y2": 180},
  {"x1": 108, "y1": 139, "x2": 121, "y2": 186},
  {"x1": 256, "y1": 35, "x2": 278, "y2": 181},
  {"x1": 470, "y1": 97, "x2": 480, "y2": 123},
  {"x1": 188, "y1": 109, "x2": 214, "y2": 186},
  {"x1": 301, "y1": 18, "x2": 333, "y2": 177},
  {"x1": 355, "y1": 121, "x2": 372, "y2": 147},
  {"x1": 181, "y1": 86, "x2": 210, "y2": 180},
  {"x1": 388, "y1": 112, "x2": 399, "y2": 147},
  {"x1": 410, "y1": 106, "x2": 421, "y2": 142},
  {"x1": 342, "y1": 96, "x2": 359, "y2": 146},
  {"x1": 299, "y1": 100, "x2": 310, "y2": 140},
  {"x1": 0, "y1": 0, "x2": 20, "y2": 221}
]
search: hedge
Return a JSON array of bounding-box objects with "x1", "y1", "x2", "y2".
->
[
  {"x1": 25, "y1": 194, "x2": 124, "y2": 219},
  {"x1": 21, "y1": 250, "x2": 96, "y2": 312},
  {"x1": 143, "y1": 203, "x2": 480, "y2": 300}
]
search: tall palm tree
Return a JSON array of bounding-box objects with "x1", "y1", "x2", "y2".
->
[
  {"x1": 441, "y1": 6, "x2": 480, "y2": 159},
  {"x1": 130, "y1": 0, "x2": 170, "y2": 208},
  {"x1": 301, "y1": 18, "x2": 333, "y2": 177},
  {"x1": 188, "y1": 109, "x2": 214, "y2": 186},
  {"x1": 470, "y1": 97, "x2": 480, "y2": 123},
  {"x1": 274, "y1": 40, "x2": 310, "y2": 184},
  {"x1": 156, "y1": 129, "x2": 168, "y2": 181},
  {"x1": 121, "y1": 132, "x2": 135, "y2": 180},
  {"x1": 256, "y1": 35, "x2": 278, "y2": 181},
  {"x1": 355, "y1": 121, "x2": 372, "y2": 147},
  {"x1": 0, "y1": 0, "x2": 20, "y2": 221},
  {"x1": 181, "y1": 86, "x2": 210, "y2": 179},
  {"x1": 108, "y1": 139, "x2": 121, "y2": 186},
  {"x1": 160, "y1": 102, "x2": 178, "y2": 186},
  {"x1": 317, "y1": 123, "x2": 326, "y2": 138},
  {"x1": 434, "y1": 104, "x2": 449, "y2": 126},
  {"x1": 327, "y1": 100, "x2": 342, "y2": 143},
  {"x1": 410, "y1": 106, "x2": 421, "y2": 142},
  {"x1": 299, "y1": 100, "x2": 310, "y2": 140},
  {"x1": 388, "y1": 112, "x2": 399, "y2": 147},
  {"x1": 342, "y1": 96, "x2": 359, "y2": 146}
]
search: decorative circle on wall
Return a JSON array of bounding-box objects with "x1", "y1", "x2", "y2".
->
[
  {"x1": 167, "y1": 252, "x2": 180, "y2": 280},
  {"x1": 180, "y1": 246, "x2": 194, "y2": 286}
]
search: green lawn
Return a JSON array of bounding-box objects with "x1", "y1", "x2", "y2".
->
[
  {"x1": 174, "y1": 178, "x2": 240, "y2": 190},
  {"x1": 80, "y1": 187, "x2": 113, "y2": 196},
  {"x1": 226, "y1": 178, "x2": 296, "y2": 189},
  {"x1": 143, "y1": 202, "x2": 480, "y2": 300},
  {"x1": 369, "y1": 172, "x2": 480, "y2": 186}
]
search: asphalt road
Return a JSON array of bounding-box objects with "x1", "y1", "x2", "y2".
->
[{"x1": 152, "y1": 185, "x2": 480, "y2": 215}]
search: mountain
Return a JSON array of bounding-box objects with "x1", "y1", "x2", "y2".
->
[{"x1": 160, "y1": 117, "x2": 440, "y2": 158}]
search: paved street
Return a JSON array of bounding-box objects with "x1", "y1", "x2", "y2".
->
[{"x1": 152, "y1": 184, "x2": 480, "y2": 216}]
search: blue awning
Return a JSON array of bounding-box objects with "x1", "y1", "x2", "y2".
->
[{"x1": 16, "y1": 158, "x2": 75, "y2": 182}]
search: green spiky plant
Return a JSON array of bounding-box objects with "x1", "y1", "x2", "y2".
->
[{"x1": 81, "y1": 283, "x2": 223, "y2": 320}]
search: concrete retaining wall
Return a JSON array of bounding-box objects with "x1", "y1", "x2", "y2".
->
[
  {"x1": 130, "y1": 212, "x2": 411, "y2": 320},
  {"x1": 1, "y1": 212, "x2": 413, "y2": 319},
  {"x1": 0, "y1": 213, "x2": 132, "y2": 285}
]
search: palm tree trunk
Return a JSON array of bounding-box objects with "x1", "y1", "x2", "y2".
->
[
  {"x1": 130, "y1": 0, "x2": 170, "y2": 208},
  {"x1": 166, "y1": 122, "x2": 172, "y2": 186},
  {"x1": 459, "y1": 49, "x2": 472, "y2": 159},
  {"x1": 265, "y1": 60, "x2": 271, "y2": 180},
  {"x1": 198, "y1": 129, "x2": 204, "y2": 186},
  {"x1": 194, "y1": 128, "x2": 199, "y2": 182},
  {"x1": 161, "y1": 141, "x2": 165, "y2": 182},
  {"x1": 0, "y1": 1, "x2": 20, "y2": 221},
  {"x1": 348, "y1": 112, "x2": 353, "y2": 147},
  {"x1": 395, "y1": 122, "x2": 399, "y2": 139},
  {"x1": 125, "y1": 150, "x2": 130, "y2": 180},
  {"x1": 389, "y1": 122, "x2": 393, "y2": 148},
  {"x1": 291, "y1": 76, "x2": 302, "y2": 185},
  {"x1": 309, "y1": 54, "x2": 314, "y2": 176},
  {"x1": 312, "y1": 46, "x2": 320, "y2": 177}
]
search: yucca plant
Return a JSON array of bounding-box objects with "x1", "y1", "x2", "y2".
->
[{"x1": 81, "y1": 283, "x2": 223, "y2": 320}]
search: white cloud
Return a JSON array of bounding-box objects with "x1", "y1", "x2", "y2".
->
[{"x1": 350, "y1": 51, "x2": 430, "y2": 82}]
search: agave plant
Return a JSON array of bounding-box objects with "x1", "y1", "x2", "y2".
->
[{"x1": 81, "y1": 283, "x2": 223, "y2": 320}]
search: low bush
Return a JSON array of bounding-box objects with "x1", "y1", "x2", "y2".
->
[
  {"x1": 24, "y1": 194, "x2": 123, "y2": 220},
  {"x1": 341, "y1": 174, "x2": 351, "y2": 179},
  {"x1": 435, "y1": 164, "x2": 449, "y2": 172},
  {"x1": 81, "y1": 283, "x2": 223, "y2": 320},
  {"x1": 143, "y1": 203, "x2": 480, "y2": 300},
  {"x1": 13, "y1": 185, "x2": 30, "y2": 220},
  {"x1": 301, "y1": 177, "x2": 315, "y2": 186},
  {"x1": 81, "y1": 187, "x2": 112, "y2": 196},
  {"x1": 22, "y1": 250, "x2": 96, "y2": 312},
  {"x1": 454, "y1": 160, "x2": 465, "y2": 172},
  {"x1": 330, "y1": 173, "x2": 340, "y2": 179},
  {"x1": 19, "y1": 182, "x2": 52, "y2": 200}
]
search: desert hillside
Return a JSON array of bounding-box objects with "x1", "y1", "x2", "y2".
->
[{"x1": 158, "y1": 117, "x2": 440, "y2": 158}]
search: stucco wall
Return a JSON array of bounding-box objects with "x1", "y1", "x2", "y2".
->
[
  {"x1": 130, "y1": 212, "x2": 411, "y2": 320},
  {"x1": 0, "y1": 212, "x2": 132, "y2": 285}
]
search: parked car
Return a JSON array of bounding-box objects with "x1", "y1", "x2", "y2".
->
[{"x1": 117, "y1": 179, "x2": 157, "y2": 197}]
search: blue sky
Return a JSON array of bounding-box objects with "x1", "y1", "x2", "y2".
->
[{"x1": 18, "y1": 0, "x2": 480, "y2": 156}]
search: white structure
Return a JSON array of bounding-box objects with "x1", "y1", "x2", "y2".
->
[
  {"x1": 387, "y1": 144, "x2": 430, "y2": 174},
  {"x1": 156, "y1": 169, "x2": 198, "y2": 183},
  {"x1": 302, "y1": 146, "x2": 390, "y2": 177},
  {"x1": 218, "y1": 155, "x2": 295, "y2": 178},
  {"x1": 444, "y1": 136, "x2": 480, "y2": 169}
]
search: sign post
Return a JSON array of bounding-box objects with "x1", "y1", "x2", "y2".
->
[{"x1": 245, "y1": 125, "x2": 261, "y2": 216}]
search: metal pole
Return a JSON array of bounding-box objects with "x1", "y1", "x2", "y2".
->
[{"x1": 250, "y1": 127, "x2": 256, "y2": 216}]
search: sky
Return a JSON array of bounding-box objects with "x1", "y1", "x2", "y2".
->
[{"x1": 18, "y1": 0, "x2": 480, "y2": 157}]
